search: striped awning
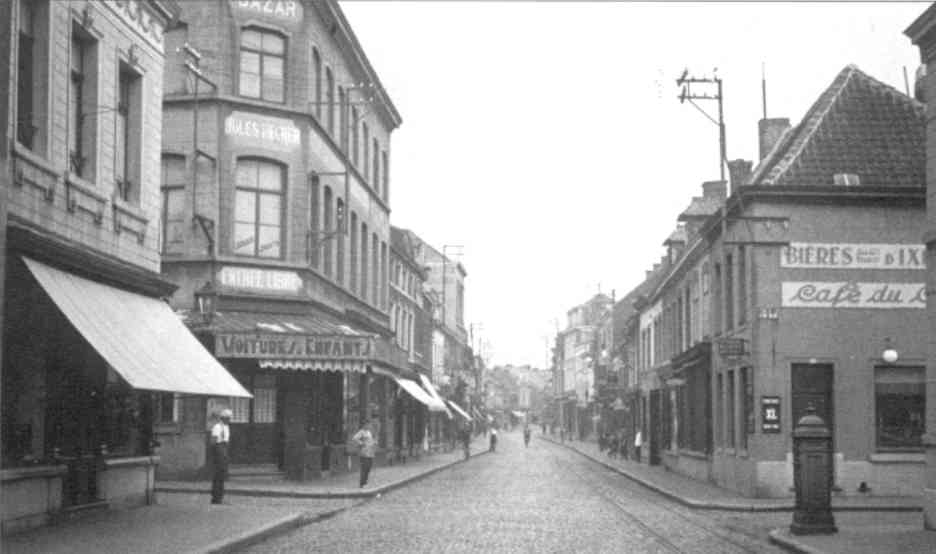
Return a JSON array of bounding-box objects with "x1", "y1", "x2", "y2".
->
[
  {"x1": 447, "y1": 400, "x2": 473, "y2": 421},
  {"x1": 23, "y1": 257, "x2": 250, "y2": 398},
  {"x1": 258, "y1": 359, "x2": 366, "y2": 373}
]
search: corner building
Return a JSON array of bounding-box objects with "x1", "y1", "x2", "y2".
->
[
  {"x1": 1, "y1": 0, "x2": 250, "y2": 533},
  {"x1": 157, "y1": 0, "x2": 408, "y2": 480}
]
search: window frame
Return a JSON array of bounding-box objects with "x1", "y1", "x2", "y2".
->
[
  {"x1": 874, "y1": 365, "x2": 925, "y2": 451},
  {"x1": 233, "y1": 157, "x2": 286, "y2": 259},
  {"x1": 238, "y1": 26, "x2": 286, "y2": 103},
  {"x1": 160, "y1": 153, "x2": 187, "y2": 254}
]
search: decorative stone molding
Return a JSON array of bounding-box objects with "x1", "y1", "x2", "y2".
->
[
  {"x1": 65, "y1": 173, "x2": 106, "y2": 225},
  {"x1": 112, "y1": 199, "x2": 149, "y2": 245}
]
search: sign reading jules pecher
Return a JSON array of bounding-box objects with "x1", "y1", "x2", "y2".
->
[
  {"x1": 782, "y1": 281, "x2": 925, "y2": 309},
  {"x1": 225, "y1": 112, "x2": 301, "y2": 152},
  {"x1": 781, "y1": 243, "x2": 925, "y2": 270},
  {"x1": 216, "y1": 333, "x2": 374, "y2": 359}
]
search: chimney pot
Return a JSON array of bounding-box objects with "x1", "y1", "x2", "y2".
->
[
  {"x1": 702, "y1": 180, "x2": 727, "y2": 203},
  {"x1": 727, "y1": 159, "x2": 753, "y2": 191},
  {"x1": 914, "y1": 64, "x2": 926, "y2": 103},
  {"x1": 758, "y1": 118, "x2": 791, "y2": 161}
]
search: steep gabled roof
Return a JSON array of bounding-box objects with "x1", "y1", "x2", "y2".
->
[
  {"x1": 749, "y1": 65, "x2": 924, "y2": 188},
  {"x1": 678, "y1": 196, "x2": 721, "y2": 220},
  {"x1": 663, "y1": 225, "x2": 687, "y2": 246}
]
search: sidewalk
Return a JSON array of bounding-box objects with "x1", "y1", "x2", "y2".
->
[
  {"x1": 2, "y1": 439, "x2": 488, "y2": 554},
  {"x1": 540, "y1": 434, "x2": 936, "y2": 554},
  {"x1": 159, "y1": 439, "x2": 488, "y2": 499}
]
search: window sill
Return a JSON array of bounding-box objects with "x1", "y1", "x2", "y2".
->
[
  {"x1": 65, "y1": 173, "x2": 107, "y2": 225},
  {"x1": 14, "y1": 142, "x2": 59, "y2": 177},
  {"x1": 112, "y1": 197, "x2": 149, "y2": 244},
  {"x1": 869, "y1": 452, "x2": 925, "y2": 464}
]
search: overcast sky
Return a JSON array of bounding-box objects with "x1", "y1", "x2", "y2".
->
[{"x1": 340, "y1": 1, "x2": 925, "y2": 368}]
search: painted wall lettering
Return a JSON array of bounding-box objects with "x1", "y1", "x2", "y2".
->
[
  {"x1": 781, "y1": 281, "x2": 925, "y2": 309},
  {"x1": 230, "y1": 0, "x2": 303, "y2": 23},
  {"x1": 224, "y1": 111, "x2": 301, "y2": 152},
  {"x1": 218, "y1": 266, "x2": 302, "y2": 293},
  {"x1": 215, "y1": 333, "x2": 374, "y2": 360},
  {"x1": 780, "y1": 243, "x2": 925, "y2": 270}
]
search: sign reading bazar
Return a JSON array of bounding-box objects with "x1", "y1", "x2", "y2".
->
[
  {"x1": 782, "y1": 281, "x2": 925, "y2": 309},
  {"x1": 230, "y1": 1, "x2": 303, "y2": 24},
  {"x1": 216, "y1": 333, "x2": 374, "y2": 360},
  {"x1": 781, "y1": 243, "x2": 925, "y2": 270}
]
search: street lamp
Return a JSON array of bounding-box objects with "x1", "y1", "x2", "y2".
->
[
  {"x1": 881, "y1": 338, "x2": 899, "y2": 364},
  {"x1": 194, "y1": 280, "x2": 218, "y2": 325}
]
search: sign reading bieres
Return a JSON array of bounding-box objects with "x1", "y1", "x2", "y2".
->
[
  {"x1": 216, "y1": 333, "x2": 373, "y2": 359},
  {"x1": 224, "y1": 112, "x2": 300, "y2": 152},
  {"x1": 782, "y1": 281, "x2": 925, "y2": 309},
  {"x1": 230, "y1": 1, "x2": 303, "y2": 23},
  {"x1": 218, "y1": 266, "x2": 302, "y2": 294},
  {"x1": 781, "y1": 243, "x2": 925, "y2": 270}
]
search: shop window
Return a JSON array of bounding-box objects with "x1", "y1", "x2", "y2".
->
[
  {"x1": 156, "y1": 393, "x2": 179, "y2": 424},
  {"x1": 239, "y1": 27, "x2": 285, "y2": 102},
  {"x1": 875, "y1": 366, "x2": 925, "y2": 450},
  {"x1": 234, "y1": 158, "x2": 284, "y2": 258},
  {"x1": 69, "y1": 22, "x2": 98, "y2": 179},
  {"x1": 115, "y1": 62, "x2": 142, "y2": 203},
  {"x1": 230, "y1": 397, "x2": 250, "y2": 423},
  {"x1": 17, "y1": 0, "x2": 49, "y2": 152},
  {"x1": 161, "y1": 154, "x2": 186, "y2": 254},
  {"x1": 252, "y1": 388, "x2": 276, "y2": 423},
  {"x1": 312, "y1": 47, "x2": 321, "y2": 119}
]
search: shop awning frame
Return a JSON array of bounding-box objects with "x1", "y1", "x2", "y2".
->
[
  {"x1": 393, "y1": 377, "x2": 448, "y2": 412},
  {"x1": 24, "y1": 257, "x2": 251, "y2": 398},
  {"x1": 418, "y1": 374, "x2": 452, "y2": 418},
  {"x1": 447, "y1": 400, "x2": 473, "y2": 421}
]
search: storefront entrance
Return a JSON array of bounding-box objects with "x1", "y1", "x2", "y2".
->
[
  {"x1": 229, "y1": 372, "x2": 283, "y2": 466},
  {"x1": 791, "y1": 363, "x2": 834, "y2": 439},
  {"x1": 649, "y1": 389, "x2": 662, "y2": 465}
]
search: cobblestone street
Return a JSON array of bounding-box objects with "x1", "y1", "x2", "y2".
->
[{"x1": 239, "y1": 432, "x2": 784, "y2": 554}]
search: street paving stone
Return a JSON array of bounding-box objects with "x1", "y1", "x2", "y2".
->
[{"x1": 239, "y1": 432, "x2": 785, "y2": 554}]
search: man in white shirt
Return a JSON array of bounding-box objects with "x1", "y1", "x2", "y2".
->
[
  {"x1": 210, "y1": 409, "x2": 232, "y2": 504},
  {"x1": 352, "y1": 419, "x2": 377, "y2": 488}
]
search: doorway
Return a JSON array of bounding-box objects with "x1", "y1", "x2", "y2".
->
[
  {"x1": 791, "y1": 363, "x2": 834, "y2": 439},
  {"x1": 649, "y1": 389, "x2": 662, "y2": 465}
]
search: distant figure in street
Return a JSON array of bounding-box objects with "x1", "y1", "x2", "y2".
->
[
  {"x1": 210, "y1": 409, "x2": 232, "y2": 505},
  {"x1": 634, "y1": 430, "x2": 643, "y2": 462},
  {"x1": 489, "y1": 427, "x2": 498, "y2": 452},
  {"x1": 523, "y1": 425, "x2": 531, "y2": 447},
  {"x1": 352, "y1": 420, "x2": 377, "y2": 488},
  {"x1": 608, "y1": 433, "x2": 620, "y2": 459},
  {"x1": 598, "y1": 432, "x2": 608, "y2": 453}
]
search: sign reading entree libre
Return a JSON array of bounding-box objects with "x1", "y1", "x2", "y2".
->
[
  {"x1": 782, "y1": 282, "x2": 925, "y2": 309},
  {"x1": 216, "y1": 333, "x2": 374, "y2": 359}
]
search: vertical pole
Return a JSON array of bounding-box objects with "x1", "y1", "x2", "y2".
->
[{"x1": 717, "y1": 77, "x2": 726, "y2": 184}]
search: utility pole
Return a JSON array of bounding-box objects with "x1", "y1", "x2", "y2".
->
[{"x1": 676, "y1": 69, "x2": 727, "y2": 183}]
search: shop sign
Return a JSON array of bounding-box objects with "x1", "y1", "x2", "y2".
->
[
  {"x1": 781, "y1": 243, "x2": 925, "y2": 270},
  {"x1": 218, "y1": 266, "x2": 302, "y2": 294},
  {"x1": 718, "y1": 338, "x2": 747, "y2": 357},
  {"x1": 230, "y1": 1, "x2": 303, "y2": 24},
  {"x1": 224, "y1": 111, "x2": 301, "y2": 152},
  {"x1": 761, "y1": 396, "x2": 781, "y2": 433},
  {"x1": 106, "y1": 1, "x2": 165, "y2": 52},
  {"x1": 782, "y1": 281, "x2": 925, "y2": 309},
  {"x1": 216, "y1": 333, "x2": 374, "y2": 359}
]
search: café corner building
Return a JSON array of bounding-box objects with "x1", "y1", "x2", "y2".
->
[
  {"x1": 708, "y1": 65, "x2": 930, "y2": 498},
  {"x1": 0, "y1": 0, "x2": 252, "y2": 533}
]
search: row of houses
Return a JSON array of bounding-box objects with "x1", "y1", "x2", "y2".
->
[
  {"x1": 0, "y1": 0, "x2": 479, "y2": 533},
  {"x1": 553, "y1": 62, "x2": 930, "y2": 499}
]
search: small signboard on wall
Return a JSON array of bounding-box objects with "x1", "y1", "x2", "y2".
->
[{"x1": 761, "y1": 396, "x2": 781, "y2": 433}]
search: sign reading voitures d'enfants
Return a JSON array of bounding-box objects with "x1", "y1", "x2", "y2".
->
[
  {"x1": 782, "y1": 281, "x2": 926, "y2": 309},
  {"x1": 218, "y1": 266, "x2": 302, "y2": 294},
  {"x1": 224, "y1": 112, "x2": 301, "y2": 153},
  {"x1": 230, "y1": 1, "x2": 303, "y2": 24},
  {"x1": 781, "y1": 243, "x2": 925, "y2": 270},
  {"x1": 216, "y1": 333, "x2": 374, "y2": 359}
]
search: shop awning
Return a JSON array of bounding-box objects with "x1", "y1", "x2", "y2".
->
[
  {"x1": 258, "y1": 360, "x2": 366, "y2": 373},
  {"x1": 418, "y1": 375, "x2": 452, "y2": 418},
  {"x1": 393, "y1": 377, "x2": 448, "y2": 412},
  {"x1": 23, "y1": 257, "x2": 250, "y2": 398},
  {"x1": 447, "y1": 400, "x2": 473, "y2": 421}
]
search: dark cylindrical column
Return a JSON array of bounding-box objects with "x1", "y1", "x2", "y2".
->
[{"x1": 790, "y1": 406, "x2": 837, "y2": 535}]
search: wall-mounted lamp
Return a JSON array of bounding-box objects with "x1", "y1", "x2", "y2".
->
[
  {"x1": 194, "y1": 280, "x2": 218, "y2": 325},
  {"x1": 881, "y1": 338, "x2": 899, "y2": 364}
]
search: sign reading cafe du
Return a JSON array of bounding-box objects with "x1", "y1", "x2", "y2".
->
[
  {"x1": 782, "y1": 281, "x2": 925, "y2": 309},
  {"x1": 781, "y1": 243, "x2": 925, "y2": 270},
  {"x1": 216, "y1": 333, "x2": 374, "y2": 360}
]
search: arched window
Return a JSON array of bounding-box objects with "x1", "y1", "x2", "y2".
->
[
  {"x1": 161, "y1": 154, "x2": 186, "y2": 254},
  {"x1": 326, "y1": 68, "x2": 335, "y2": 135},
  {"x1": 350, "y1": 211, "x2": 358, "y2": 291},
  {"x1": 235, "y1": 158, "x2": 284, "y2": 258},
  {"x1": 360, "y1": 221, "x2": 368, "y2": 300},
  {"x1": 336, "y1": 198, "x2": 345, "y2": 284},
  {"x1": 239, "y1": 27, "x2": 285, "y2": 102},
  {"x1": 312, "y1": 47, "x2": 322, "y2": 119}
]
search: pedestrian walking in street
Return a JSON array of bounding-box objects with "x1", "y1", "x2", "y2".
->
[
  {"x1": 489, "y1": 427, "x2": 498, "y2": 452},
  {"x1": 608, "y1": 433, "x2": 620, "y2": 459},
  {"x1": 210, "y1": 408, "x2": 232, "y2": 505},
  {"x1": 352, "y1": 420, "x2": 377, "y2": 488},
  {"x1": 634, "y1": 430, "x2": 643, "y2": 462},
  {"x1": 523, "y1": 425, "x2": 531, "y2": 447},
  {"x1": 460, "y1": 425, "x2": 471, "y2": 459}
]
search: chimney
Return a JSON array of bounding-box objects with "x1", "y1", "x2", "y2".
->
[
  {"x1": 702, "y1": 181, "x2": 727, "y2": 203},
  {"x1": 727, "y1": 159, "x2": 753, "y2": 191},
  {"x1": 914, "y1": 64, "x2": 926, "y2": 103},
  {"x1": 758, "y1": 118, "x2": 791, "y2": 160}
]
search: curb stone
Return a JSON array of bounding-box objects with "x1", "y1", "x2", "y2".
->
[
  {"x1": 539, "y1": 435, "x2": 919, "y2": 513},
  {"x1": 767, "y1": 529, "x2": 828, "y2": 554}
]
